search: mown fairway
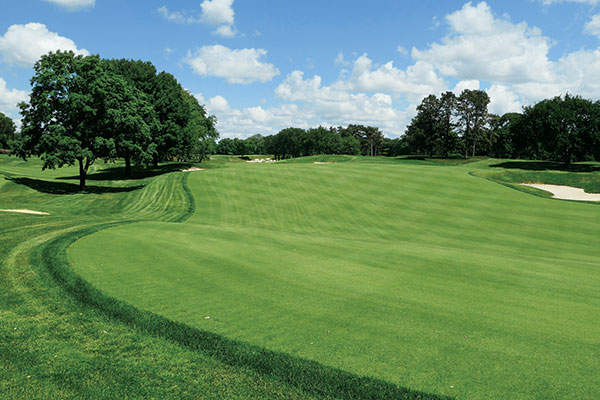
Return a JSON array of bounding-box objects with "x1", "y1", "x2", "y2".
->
[{"x1": 66, "y1": 157, "x2": 600, "y2": 399}]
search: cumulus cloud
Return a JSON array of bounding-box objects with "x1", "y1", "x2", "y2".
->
[
  {"x1": 342, "y1": 54, "x2": 447, "y2": 102},
  {"x1": 0, "y1": 77, "x2": 29, "y2": 122},
  {"x1": 486, "y1": 85, "x2": 522, "y2": 115},
  {"x1": 0, "y1": 23, "x2": 89, "y2": 67},
  {"x1": 584, "y1": 14, "x2": 600, "y2": 37},
  {"x1": 184, "y1": 45, "x2": 279, "y2": 84},
  {"x1": 413, "y1": 2, "x2": 554, "y2": 84},
  {"x1": 42, "y1": 0, "x2": 95, "y2": 11},
  {"x1": 157, "y1": 0, "x2": 236, "y2": 37}
]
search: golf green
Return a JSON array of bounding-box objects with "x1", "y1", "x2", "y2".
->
[{"x1": 68, "y1": 160, "x2": 600, "y2": 399}]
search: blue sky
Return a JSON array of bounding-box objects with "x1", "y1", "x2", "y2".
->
[{"x1": 2, "y1": 0, "x2": 600, "y2": 138}]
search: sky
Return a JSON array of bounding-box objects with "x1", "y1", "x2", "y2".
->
[{"x1": 2, "y1": 0, "x2": 600, "y2": 138}]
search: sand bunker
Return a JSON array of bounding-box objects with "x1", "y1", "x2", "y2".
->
[
  {"x1": 0, "y1": 209, "x2": 50, "y2": 215},
  {"x1": 181, "y1": 167, "x2": 205, "y2": 172},
  {"x1": 520, "y1": 184, "x2": 600, "y2": 201},
  {"x1": 313, "y1": 162, "x2": 331, "y2": 164},
  {"x1": 247, "y1": 158, "x2": 274, "y2": 163}
]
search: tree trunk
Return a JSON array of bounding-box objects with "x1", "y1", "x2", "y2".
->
[
  {"x1": 472, "y1": 140, "x2": 476, "y2": 158},
  {"x1": 78, "y1": 159, "x2": 87, "y2": 191},
  {"x1": 125, "y1": 155, "x2": 131, "y2": 176},
  {"x1": 564, "y1": 152, "x2": 572, "y2": 167},
  {"x1": 153, "y1": 153, "x2": 158, "y2": 169}
]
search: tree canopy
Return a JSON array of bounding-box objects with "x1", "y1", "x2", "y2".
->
[{"x1": 13, "y1": 51, "x2": 217, "y2": 189}]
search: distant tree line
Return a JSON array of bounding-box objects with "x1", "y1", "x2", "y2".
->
[
  {"x1": 11, "y1": 51, "x2": 218, "y2": 189},
  {"x1": 403, "y1": 90, "x2": 600, "y2": 166},
  {"x1": 216, "y1": 125, "x2": 406, "y2": 159}
]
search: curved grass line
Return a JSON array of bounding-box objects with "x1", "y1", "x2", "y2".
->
[
  {"x1": 174, "y1": 171, "x2": 196, "y2": 223},
  {"x1": 37, "y1": 223, "x2": 452, "y2": 400}
]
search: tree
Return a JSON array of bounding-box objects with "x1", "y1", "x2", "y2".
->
[
  {"x1": 344, "y1": 124, "x2": 384, "y2": 156},
  {"x1": 456, "y1": 89, "x2": 490, "y2": 157},
  {"x1": 520, "y1": 95, "x2": 597, "y2": 166},
  {"x1": 179, "y1": 90, "x2": 218, "y2": 162},
  {"x1": 14, "y1": 51, "x2": 119, "y2": 190},
  {"x1": 151, "y1": 72, "x2": 189, "y2": 167},
  {"x1": 438, "y1": 91, "x2": 458, "y2": 158},
  {"x1": 404, "y1": 95, "x2": 440, "y2": 157},
  {"x1": 0, "y1": 112, "x2": 16, "y2": 150},
  {"x1": 104, "y1": 75, "x2": 157, "y2": 175}
]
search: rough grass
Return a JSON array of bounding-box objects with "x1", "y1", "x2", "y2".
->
[
  {"x1": 67, "y1": 157, "x2": 600, "y2": 399},
  {"x1": 0, "y1": 154, "x2": 447, "y2": 399}
]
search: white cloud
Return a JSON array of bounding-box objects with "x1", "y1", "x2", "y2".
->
[
  {"x1": 0, "y1": 23, "x2": 89, "y2": 67},
  {"x1": 200, "y1": 0, "x2": 234, "y2": 26},
  {"x1": 453, "y1": 80, "x2": 480, "y2": 94},
  {"x1": 215, "y1": 25, "x2": 236, "y2": 38},
  {"x1": 158, "y1": 0, "x2": 236, "y2": 37},
  {"x1": 584, "y1": 14, "x2": 600, "y2": 37},
  {"x1": 184, "y1": 45, "x2": 279, "y2": 84},
  {"x1": 342, "y1": 54, "x2": 447, "y2": 102},
  {"x1": 157, "y1": 6, "x2": 199, "y2": 24},
  {"x1": 42, "y1": 0, "x2": 94, "y2": 11},
  {"x1": 413, "y1": 2, "x2": 554, "y2": 84},
  {"x1": 0, "y1": 77, "x2": 28, "y2": 121},
  {"x1": 486, "y1": 85, "x2": 522, "y2": 115},
  {"x1": 274, "y1": 70, "x2": 410, "y2": 136},
  {"x1": 335, "y1": 52, "x2": 350, "y2": 67}
]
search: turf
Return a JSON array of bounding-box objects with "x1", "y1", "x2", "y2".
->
[
  {"x1": 0, "y1": 155, "x2": 327, "y2": 399},
  {"x1": 63, "y1": 157, "x2": 600, "y2": 399}
]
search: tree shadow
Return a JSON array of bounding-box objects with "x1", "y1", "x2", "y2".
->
[
  {"x1": 56, "y1": 162, "x2": 192, "y2": 181},
  {"x1": 491, "y1": 161, "x2": 600, "y2": 172},
  {"x1": 7, "y1": 177, "x2": 144, "y2": 194}
]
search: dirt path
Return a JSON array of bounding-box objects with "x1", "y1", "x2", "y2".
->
[{"x1": 521, "y1": 184, "x2": 600, "y2": 201}]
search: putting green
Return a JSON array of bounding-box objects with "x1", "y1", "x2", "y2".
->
[{"x1": 68, "y1": 160, "x2": 600, "y2": 399}]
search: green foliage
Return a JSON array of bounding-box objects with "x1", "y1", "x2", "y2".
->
[
  {"x1": 0, "y1": 111, "x2": 17, "y2": 149},
  {"x1": 15, "y1": 51, "x2": 119, "y2": 189}
]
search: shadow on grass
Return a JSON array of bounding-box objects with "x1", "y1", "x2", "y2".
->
[
  {"x1": 56, "y1": 163, "x2": 192, "y2": 181},
  {"x1": 491, "y1": 161, "x2": 600, "y2": 172},
  {"x1": 7, "y1": 177, "x2": 144, "y2": 194}
]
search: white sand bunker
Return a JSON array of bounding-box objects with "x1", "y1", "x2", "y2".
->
[
  {"x1": 313, "y1": 162, "x2": 331, "y2": 164},
  {"x1": 181, "y1": 167, "x2": 205, "y2": 172},
  {"x1": 247, "y1": 158, "x2": 274, "y2": 163},
  {"x1": 520, "y1": 184, "x2": 600, "y2": 201},
  {"x1": 0, "y1": 209, "x2": 50, "y2": 215}
]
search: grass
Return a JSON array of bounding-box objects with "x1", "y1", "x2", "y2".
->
[
  {"x1": 60, "y1": 155, "x2": 600, "y2": 399},
  {"x1": 0, "y1": 154, "x2": 447, "y2": 399}
]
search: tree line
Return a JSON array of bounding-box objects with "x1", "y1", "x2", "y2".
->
[
  {"x1": 216, "y1": 125, "x2": 406, "y2": 159},
  {"x1": 214, "y1": 90, "x2": 600, "y2": 167},
  {"x1": 403, "y1": 90, "x2": 600, "y2": 166},
  {"x1": 10, "y1": 51, "x2": 217, "y2": 189}
]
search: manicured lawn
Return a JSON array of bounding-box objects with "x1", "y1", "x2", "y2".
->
[
  {"x1": 66, "y1": 157, "x2": 600, "y2": 399},
  {"x1": 0, "y1": 155, "x2": 324, "y2": 400}
]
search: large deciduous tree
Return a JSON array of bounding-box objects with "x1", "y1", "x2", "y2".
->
[{"x1": 15, "y1": 51, "x2": 119, "y2": 190}]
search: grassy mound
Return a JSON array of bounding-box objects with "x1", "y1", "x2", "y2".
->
[{"x1": 67, "y1": 157, "x2": 600, "y2": 399}]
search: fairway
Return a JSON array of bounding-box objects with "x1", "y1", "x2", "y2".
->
[{"x1": 67, "y1": 159, "x2": 600, "y2": 399}]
